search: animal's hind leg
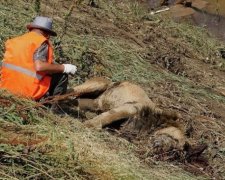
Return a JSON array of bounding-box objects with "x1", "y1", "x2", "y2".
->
[
  {"x1": 83, "y1": 104, "x2": 141, "y2": 128},
  {"x1": 77, "y1": 98, "x2": 99, "y2": 112},
  {"x1": 73, "y1": 77, "x2": 112, "y2": 96}
]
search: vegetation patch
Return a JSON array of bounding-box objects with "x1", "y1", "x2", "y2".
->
[{"x1": 1, "y1": 0, "x2": 225, "y2": 179}]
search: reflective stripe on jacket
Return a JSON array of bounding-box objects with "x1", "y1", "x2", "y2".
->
[{"x1": 0, "y1": 31, "x2": 53, "y2": 100}]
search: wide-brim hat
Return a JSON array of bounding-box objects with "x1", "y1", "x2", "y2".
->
[{"x1": 27, "y1": 16, "x2": 57, "y2": 36}]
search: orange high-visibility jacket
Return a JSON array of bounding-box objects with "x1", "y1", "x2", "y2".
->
[{"x1": 0, "y1": 31, "x2": 53, "y2": 100}]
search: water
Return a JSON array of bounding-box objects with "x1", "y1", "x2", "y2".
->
[
  {"x1": 148, "y1": 0, "x2": 225, "y2": 42},
  {"x1": 192, "y1": 0, "x2": 225, "y2": 41},
  {"x1": 204, "y1": 0, "x2": 225, "y2": 16},
  {"x1": 171, "y1": 0, "x2": 225, "y2": 42}
]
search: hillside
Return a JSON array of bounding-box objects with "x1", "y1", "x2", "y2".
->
[{"x1": 1, "y1": 0, "x2": 225, "y2": 179}]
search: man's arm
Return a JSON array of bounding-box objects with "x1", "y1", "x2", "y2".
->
[
  {"x1": 33, "y1": 42, "x2": 76, "y2": 75},
  {"x1": 34, "y1": 60, "x2": 64, "y2": 74},
  {"x1": 33, "y1": 42, "x2": 64, "y2": 74}
]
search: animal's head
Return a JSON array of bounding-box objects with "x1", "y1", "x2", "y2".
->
[
  {"x1": 151, "y1": 126, "x2": 208, "y2": 163},
  {"x1": 151, "y1": 110, "x2": 185, "y2": 153},
  {"x1": 152, "y1": 126, "x2": 186, "y2": 153}
]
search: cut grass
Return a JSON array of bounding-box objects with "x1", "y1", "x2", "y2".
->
[
  {"x1": 0, "y1": 92, "x2": 201, "y2": 179},
  {"x1": 1, "y1": 0, "x2": 225, "y2": 179}
]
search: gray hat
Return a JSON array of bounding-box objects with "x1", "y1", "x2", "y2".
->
[{"x1": 27, "y1": 16, "x2": 57, "y2": 36}]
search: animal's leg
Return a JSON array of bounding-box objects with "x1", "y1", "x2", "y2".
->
[
  {"x1": 83, "y1": 104, "x2": 141, "y2": 128},
  {"x1": 73, "y1": 77, "x2": 112, "y2": 96},
  {"x1": 77, "y1": 98, "x2": 99, "y2": 111}
]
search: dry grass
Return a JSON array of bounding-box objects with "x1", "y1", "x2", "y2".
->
[
  {"x1": 0, "y1": 90, "x2": 200, "y2": 179},
  {"x1": 1, "y1": 0, "x2": 225, "y2": 179}
]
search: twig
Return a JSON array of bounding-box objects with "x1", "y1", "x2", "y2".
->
[
  {"x1": 62, "y1": 169, "x2": 74, "y2": 179},
  {"x1": 26, "y1": 164, "x2": 56, "y2": 180},
  {"x1": 150, "y1": 7, "x2": 170, "y2": 15},
  {"x1": 168, "y1": 105, "x2": 189, "y2": 114},
  {"x1": 40, "y1": 91, "x2": 80, "y2": 105},
  {"x1": 0, "y1": 104, "x2": 15, "y2": 116},
  {"x1": 0, "y1": 171, "x2": 19, "y2": 180},
  {"x1": 18, "y1": 92, "x2": 80, "y2": 111},
  {"x1": 25, "y1": 172, "x2": 43, "y2": 179}
]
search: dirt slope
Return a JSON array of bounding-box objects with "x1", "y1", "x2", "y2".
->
[{"x1": 1, "y1": 0, "x2": 225, "y2": 179}]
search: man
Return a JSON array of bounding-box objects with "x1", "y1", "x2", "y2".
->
[{"x1": 0, "y1": 16, "x2": 77, "y2": 101}]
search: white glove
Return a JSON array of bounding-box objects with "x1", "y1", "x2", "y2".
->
[{"x1": 63, "y1": 64, "x2": 77, "y2": 75}]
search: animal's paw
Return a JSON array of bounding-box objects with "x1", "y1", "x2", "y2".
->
[{"x1": 83, "y1": 120, "x2": 102, "y2": 129}]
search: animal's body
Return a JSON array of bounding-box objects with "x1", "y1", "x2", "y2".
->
[{"x1": 72, "y1": 77, "x2": 185, "y2": 151}]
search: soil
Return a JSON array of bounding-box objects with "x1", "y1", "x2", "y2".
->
[
  {"x1": 65, "y1": 1, "x2": 225, "y2": 178},
  {"x1": 48, "y1": 1, "x2": 225, "y2": 178},
  {"x1": 1, "y1": 0, "x2": 225, "y2": 179}
]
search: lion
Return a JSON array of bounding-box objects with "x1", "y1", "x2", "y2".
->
[{"x1": 71, "y1": 77, "x2": 186, "y2": 152}]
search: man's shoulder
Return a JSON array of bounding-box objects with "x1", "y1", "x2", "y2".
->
[
  {"x1": 7, "y1": 32, "x2": 36, "y2": 42},
  {"x1": 33, "y1": 41, "x2": 49, "y2": 61}
]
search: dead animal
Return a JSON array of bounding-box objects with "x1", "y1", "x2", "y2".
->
[{"x1": 71, "y1": 77, "x2": 186, "y2": 151}]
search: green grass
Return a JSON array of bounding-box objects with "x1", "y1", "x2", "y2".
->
[
  {"x1": 0, "y1": 91, "x2": 201, "y2": 179},
  {"x1": 1, "y1": 0, "x2": 225, "y2": 179}
]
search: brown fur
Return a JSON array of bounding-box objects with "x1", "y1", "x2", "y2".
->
[
  {"x1": 152, "y1": 126, "x2": 185, "y2": 152},
  {"x1": 73, "y1": 77, "x2": 185, "y2": 150}
]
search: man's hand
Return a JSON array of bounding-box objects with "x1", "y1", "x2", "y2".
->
[{"x1": 63, "y1": 64, "x2": 77, "y2": 75}]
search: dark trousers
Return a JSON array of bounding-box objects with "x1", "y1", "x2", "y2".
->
[
  {"x1": 47, "y1": 73, "x2": 68, "y2": 97},
  {"x1": 39, "y1": 73, "x2": 68, "y2": 113}
]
